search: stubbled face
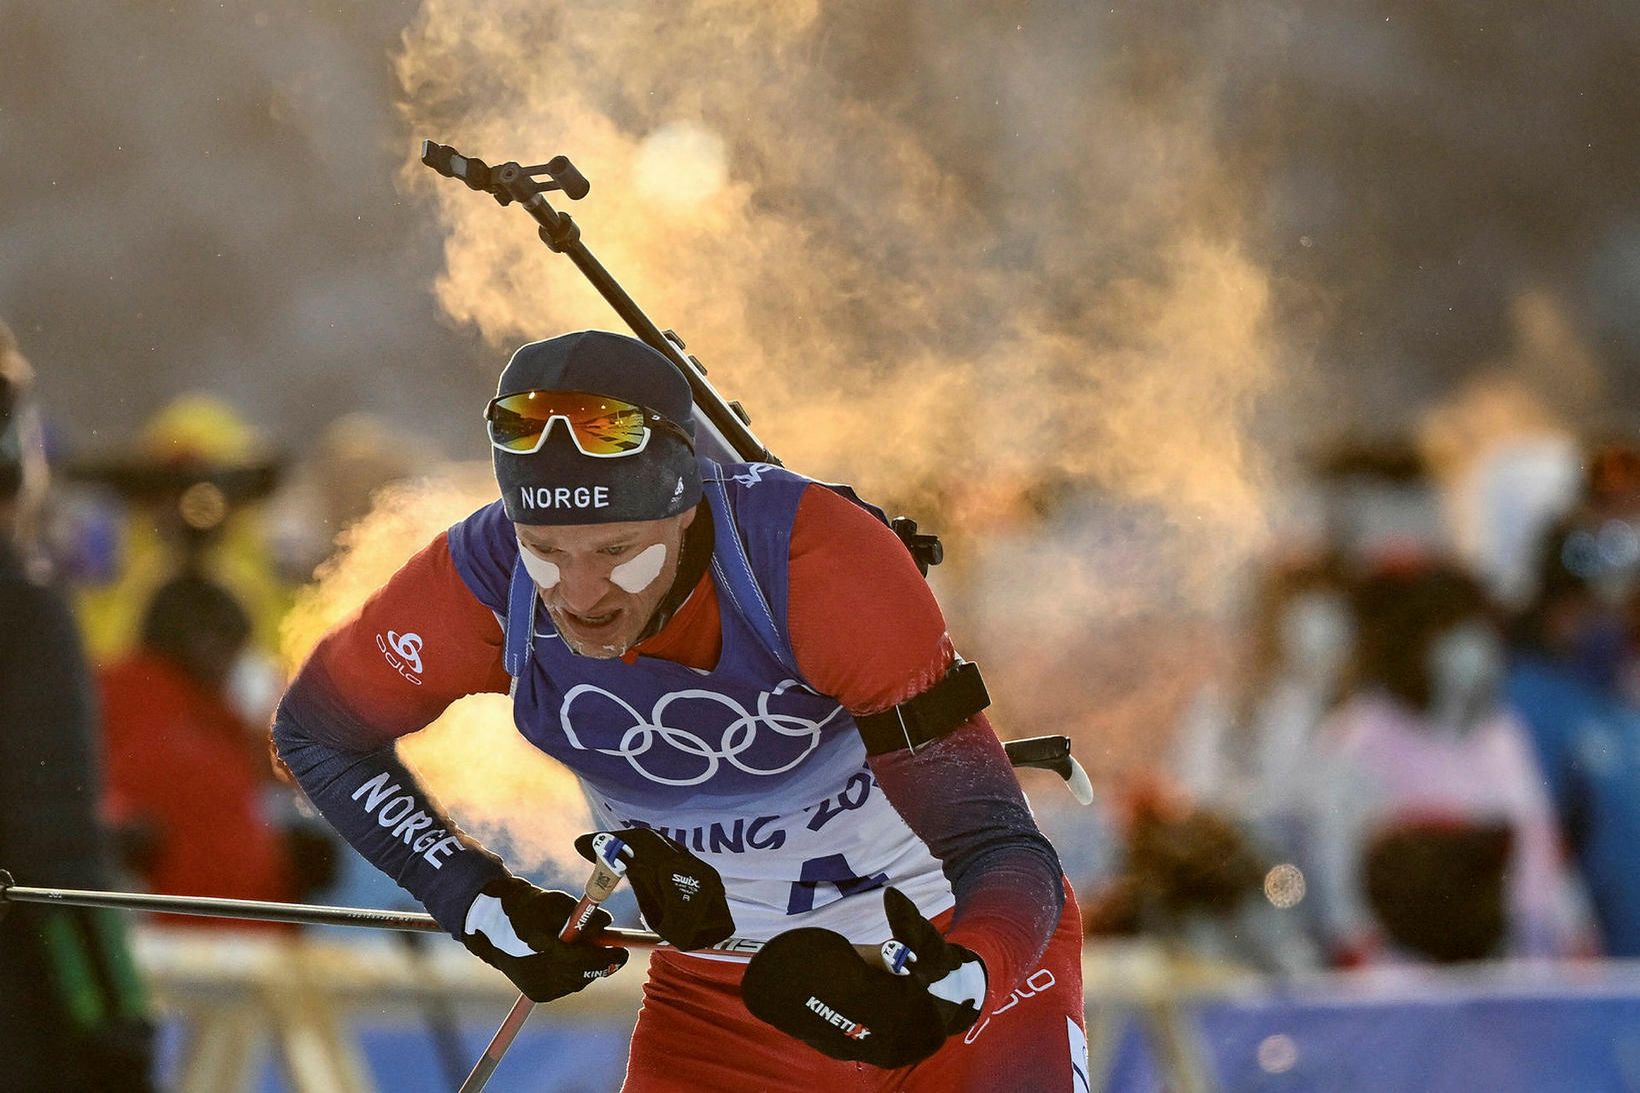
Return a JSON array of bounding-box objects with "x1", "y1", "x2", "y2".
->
[{"x1": 515, "y1": 508, "x2": 696, "y2": 658}]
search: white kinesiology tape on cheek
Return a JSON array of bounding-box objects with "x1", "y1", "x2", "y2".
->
[
  {"x1": 517, "y1": 540, "x2": 561, "y2": 589},
  {"x1": 610, "y1": 543, "x2": 667, "y2": 593},
  {"x1": 464, "y1": 893, "x2": 535, "y2": 958}
]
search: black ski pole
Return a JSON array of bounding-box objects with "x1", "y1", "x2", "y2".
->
[
  {"x1": 0, "y1": 872, "x2": 443, "y2": 932},
  {"x1": 0, "y1": 872, "x2": 663, "y2": 942}
]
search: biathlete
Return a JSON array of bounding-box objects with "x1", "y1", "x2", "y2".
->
[{"x1": 273, "y1": 330, "x2": 1086, "y2": 1091}]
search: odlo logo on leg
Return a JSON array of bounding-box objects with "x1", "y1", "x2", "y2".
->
[{"x1": 805, "y1": 996, "x2": 871, "y2": 1040}]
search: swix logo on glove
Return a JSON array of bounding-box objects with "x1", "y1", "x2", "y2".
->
[
  {"x1": 805, "y1": 996, "x2": 871, "y2": 1040},
  {"x1": 376, "y1": 630, "x2": 425, "y2": 684},
  {"x1": 574, "y1": 829, "x2": 735, "y2": 951}
]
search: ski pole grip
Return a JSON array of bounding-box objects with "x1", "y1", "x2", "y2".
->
[
  {"x1": 560, "y1": 833, "x2": 629, "y2": 942},
  {"x1": 420, "y1": 140, "x2": 493, "y2": 191}
]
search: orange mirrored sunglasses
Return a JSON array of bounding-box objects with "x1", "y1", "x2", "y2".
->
[{"x1": 485, "y1": 390, "x2": 690, "y2": 458}]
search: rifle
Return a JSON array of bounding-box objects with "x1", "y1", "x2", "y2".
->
[{"x1": 418, "y1": 141, "x2": 944, "y2": 574}]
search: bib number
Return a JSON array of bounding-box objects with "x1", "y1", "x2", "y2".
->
[{"x1": 785, "y1": 853, "x2": 889, "y2": 915}]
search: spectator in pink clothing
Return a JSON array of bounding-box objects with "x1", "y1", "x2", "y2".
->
[{"x1": 1308, "y1": 559, "x2": 1590, "y2": 965}]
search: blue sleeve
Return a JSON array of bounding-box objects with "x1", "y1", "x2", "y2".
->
[{"x1": 271, "y1": 660, "x2": 508, "y2": 936}]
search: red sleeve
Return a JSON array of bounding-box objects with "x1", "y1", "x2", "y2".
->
[
  {"x1": 786, "y1": 485, "x2": 954, "y2": 714},
  {"x1": 297, "y1": 530, "x2": 511, "y2": 747}
]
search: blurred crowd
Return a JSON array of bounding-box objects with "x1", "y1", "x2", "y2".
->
[
  {"x1": 1081, "y1": 431, "x2": 1640, "y2": 975},
  {"x1": 0, "y1": 320, "x2": 432, "y2": 1085}
]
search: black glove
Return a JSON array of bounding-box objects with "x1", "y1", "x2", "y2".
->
[
  {"x1": 574, "y1": 828, "x2": 734, "y2": 950},
  {"x1": 741, "y1": 887, "x2": 986, "y2": 1068},
  {"x1": 459, "y1": 877, "x2": 628, "y2": 1002}
]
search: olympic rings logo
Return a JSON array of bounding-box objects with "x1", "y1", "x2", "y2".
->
[{"x1": 557, "y1": 680, "x2": 844, "y2": 786}]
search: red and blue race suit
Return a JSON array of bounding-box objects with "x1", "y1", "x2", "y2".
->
[{"x1": 273, "y1": 460, "x2": 1085, "y2": 1090}]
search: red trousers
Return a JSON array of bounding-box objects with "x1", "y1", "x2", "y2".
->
[{"x1": 621, "y1": 889, "x2": 1087, "y2": 1092}]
